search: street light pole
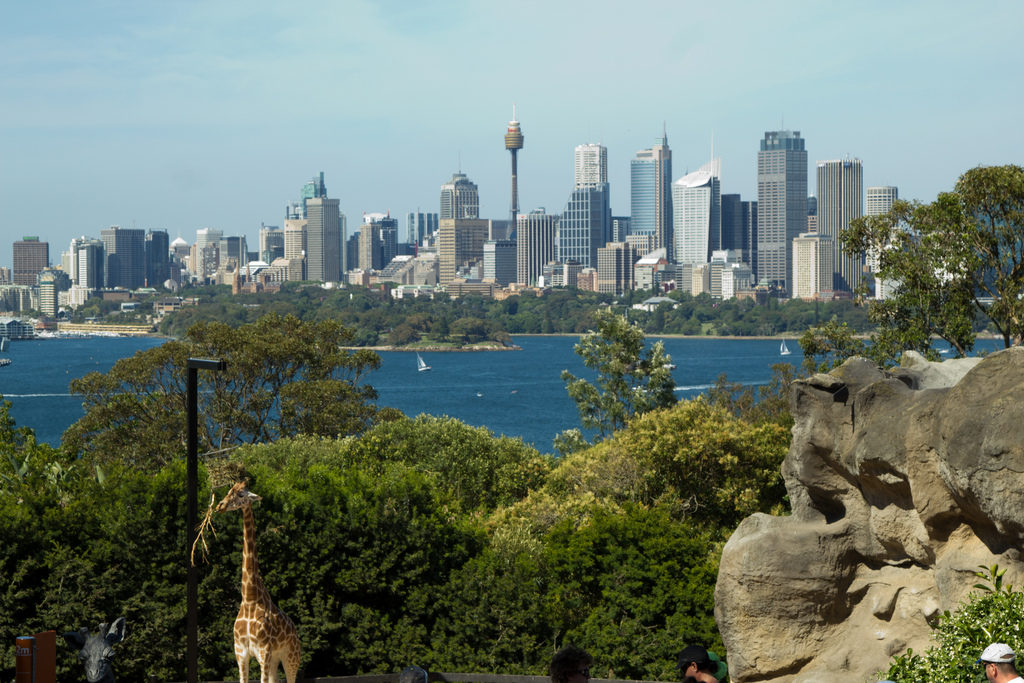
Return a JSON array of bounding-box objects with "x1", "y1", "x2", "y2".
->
[{"x1": 186, "y1": 357, "x2": 227, "y2": 683}]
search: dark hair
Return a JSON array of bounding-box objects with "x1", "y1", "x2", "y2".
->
[{"x1": 550, "y1": 645, "x2": 593, "y2": 683}]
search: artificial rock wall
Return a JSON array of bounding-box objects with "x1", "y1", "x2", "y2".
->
[{"x1": 716, "y1": 348, "x2": 1024, "y2": 683}]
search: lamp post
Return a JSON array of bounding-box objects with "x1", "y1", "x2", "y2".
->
[{"x1": 186, "y1": 358, "x2": 227, "y2": 683}]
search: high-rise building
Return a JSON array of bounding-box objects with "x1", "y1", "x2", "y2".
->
[
  {"x1": 866, "y1": 186, "x2": 898, "y2": 217},
  {"x1": 817, "y1": 158, "x2": 864, "y2": 292},
  {"x1": 101, "y1": 226, "x2": 145, "y2": 289},
  {"x1": 483, "y1": 240, "x2": 517, "y2": 285},
  {"x1": 145, "y1": 230, "x2": 170, "y2": 286},
  {"x1": 306, "y1": 196, "x2": 341, "y2": 282},
  {"x1": 792, "y1": 232, "x2": 835, "y2": 299},
  {"x1": 742, "y1": 200, "x2": 758, "y2": 280},
  {"x1": 611, "y1": 216, "x2": 631, "y2": 243},
  {"x1": 12, "y1": 237, "x2": 49, "y2": 286},
  {"x1": 406, "y1": 212, "x2": 439, "y2": 245},
  {"x1": 300, "y1": 172, "x2": 327, "y2": 218},
  {"x1": 596, "y1": 242, "x2": 635, "y2": 295},
  {"x1": 438, "y1": 218, "x2": 489, "y2": 284},
  {"x1": 720, "y1": 195, "x2": 744, "y2": 254},
  {"x1": 516, "y1": 209, "x2": 558, "y2": 286},
  {"x1": 559, "y1": 184, "x2": 611, "y2": 268},
  {"x1": 359, "y1": 217, "x2": 383, "y2": 272},
  {"x1": 439, "y1": 173, "x2": 480, "y2": 220},
  {"x1": 630, "y1": 131, "x2": 673, "y2": 258},
  {"x1": 672, "y1": 159, "x2": 722, "y2": 265},
  {"x1": 195, "y1": 227, "x2": 224, "y2": 280},
  {"x1": 259, "y1": 225, "x2": 285, "y2": 262},
  {"x1": 757, "y1": 130, "x2": 807, "y2": 294},
  {"x1": 218, "y1": 235, "x2": 248, "y2": 270},
  {"x1": 505, "y1": 109, "x2": 524, "y2": 223},
  {"x1": 283, "y1": 220, "x2": 307, "y2": 261},
  {"x1": 574, "y1": 143, "x2": 608, "y2": 188}
]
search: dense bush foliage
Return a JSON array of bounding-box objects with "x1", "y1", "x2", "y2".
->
[{"x1": 0, "y1": 388, "x2": 791, "y2": 681}]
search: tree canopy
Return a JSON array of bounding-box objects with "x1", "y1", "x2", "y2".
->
[
  {"x1": 63, "y1": 314, "x2": 382, "y2": 470},
  {"x1": 843, "y1": 164, "x2": 1024, "y2": 364}
]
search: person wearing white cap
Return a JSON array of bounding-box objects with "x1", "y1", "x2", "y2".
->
[{"x1": 979, "y1": 643, "x2": 1023, "y2": 683}]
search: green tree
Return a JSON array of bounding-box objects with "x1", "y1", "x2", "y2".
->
[
  {"x1": 844, "y1": 165, "x2": 1024, "y2": 364},
  {"x1": 63, "y1": 314, "x2": 382, "y2": 470},
  {"x1": 798, "y1": 320, "x2": 868, "y2": 373},
  {"x1": 560, "y1": 310, "x2": 676, "y2": 441}
]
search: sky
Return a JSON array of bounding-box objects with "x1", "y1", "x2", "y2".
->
[{"x1": 2, "y1": 0, "x2": 1023, "y2": 269}]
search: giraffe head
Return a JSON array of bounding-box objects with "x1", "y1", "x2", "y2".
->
[{"x1": 216, "y1": 480, "x2": 262, "y2": 513}]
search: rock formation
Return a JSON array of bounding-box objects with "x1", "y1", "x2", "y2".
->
[{"x1": 716, "y1": 348, "x2": 1024, "y2": 683}]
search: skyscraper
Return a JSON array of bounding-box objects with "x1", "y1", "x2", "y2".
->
[
  {"x1": 101, "y1": 226, "x2": 145, "y2": 289},
  {"x1": 672, "y1": 159, "x2": 721, "y2": 265},
  {"x1": 438, "y1": 218, "x2": 489, "y2": 284},
  {"x1": 596, "y1": 242, "x2": 635, "y2": 295},
  {"x1": 630, "y1": 131, "x2": 673, "y2": 258},
  {"x1": 792, "y1": 232, "x2": 835, "y2": 299},
  {"x1": 406, "y1": 212, "x2": 439, "y2": 245},
  {"x1": 516, "y1": 209, "x2": 558, "y2": 286},
  {"x1": 306, "y1": 196, "x2": 341, "y2": 282},
  {"x1": 259, "y1": 225, "x2": 285, "y2": 262},
  {"x1": 559, "y1": 184, "x2": 611, "y2": 269},
  {"x1": 817, "y1": 158, "x2": 864, "y2": 292},
  {"x1": 866, "y1": 185, "x2": 899, "y2": 299},
  {"x1": 505, "y1": 109, "x2": 524, "y2": 223},
  {"x1": 757, "y1": 130, "x2": 807, "y2": 294},
  {"x1": 195, "y1": 227, "x2": 224, "y2": 280},
  {"x1": 145, "y1": 230, "x2": 170, "y2": 286},
  {"x1": 483, "y1": 240, "x2": 517, "y2": 285},
  {"x1": 574, "y1": 144, "x2": 608, "y2": 188},
  {"x1": 12, "y1": 237, "x2": 48, "y2": 286},
  {"x1": 439, "y1": 173, "x2": 480, "y2": 220}
]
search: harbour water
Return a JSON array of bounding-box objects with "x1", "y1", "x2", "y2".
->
[{"x1": 0, "y1": 333, "x2": 932, "y2": 453}]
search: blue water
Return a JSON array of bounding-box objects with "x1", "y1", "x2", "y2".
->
[{"x1": 0, "y1": 335, "x2": 812, "y2": 453}]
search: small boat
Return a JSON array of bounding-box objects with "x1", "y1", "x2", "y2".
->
[
  {"x1": 780, "y1": 340, "x2": 792, "y2": 356},
  {"x1": 0, "y1": 358, "x2": 11, "y2": 368},
  {"x1": 416, "y1": 352, "x2": 431, "y2": 372},
  {"x1": 663, "y1": 362, "x2": 677, "y2": 370}
]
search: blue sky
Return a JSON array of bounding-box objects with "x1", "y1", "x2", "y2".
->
[{"x1": 2, "y1": 1, "x2": 1022, "y2": 268}]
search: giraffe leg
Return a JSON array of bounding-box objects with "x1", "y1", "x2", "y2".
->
[
  {"x1": 236, "y1": 651, "x2": 250, "y2": 683},
  {"x1": 259, "y1": 650, "x2": 277, "y2": 683},
  {"x1": 283, "y1": 648, "x2": 300, "y2": 683}
]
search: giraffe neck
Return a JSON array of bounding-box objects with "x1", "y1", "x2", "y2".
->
[{"x1": 240, "y1": 503, "x2": 269, "y2": 604}]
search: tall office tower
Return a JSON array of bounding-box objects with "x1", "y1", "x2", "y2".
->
[
  {"x1": 611, "y1": 216, "x2": 631, "y2": 243},
  {"x1": 630, "y1": 131, "x2": 673, "y2": 258},
  {"x1": 438, "y1": 218, "x2": 489, "y2": 284},
  {"x1": 720, "y1": 194, "x2": 744, "y2": 254},
  {"x1": 378, "y1": 215, "x2": 399, "y2": 266},
  {"x1": 358, "y1": 217, "x2": 383, "y2": 271},
  {"x1": 817, "y1": 158, "x2": 864, "y2": 292},
  {"x1": 345, "y1": 233, "x2": 361, "y2": 273},
  {"x1": 807, "y1": 195, "x2": 818, "y2": 232},
  {"x1": 757, "y1": 130, "x2": 807, "y2": 294},
  {"x1": 505, "y1": 109, "x2": 524, "y2": 222},
  {"x1": 866, "y1": 185, "x2": 898, "y2": 298},
  {"x1": 306, "y1": 196, "x2": 341, "y2": 282},
  {"x1": 439, "y1": 172, "x2": 480, "y2": 219},
  {"x1": 195, "y1": 227, "x2": 224, "y2": 280},
  {"x1": 100, "y1": 226, "x2": 146, "y2": 289},
  {"x1": 559, "y1": 183, "x2": 612, "y2": 268},
  {"x1": 574, "y1": 143, "x2": 608, "y2": 188},
  {"x1": 742, "y1": 200, "x2": 758, "y2": 279},
  {"x1": 300, "y1": 172, "x2": 327, "y2": 218},
  {"x1": 672, "y1": 159, "x2": 722, "y2": 265},
  {"x1": 65, "y1": 237, "x2": 84, "y2": 284},
  {"x1": 284, "y1": 219, "x2": 307, "y2": 261},
  {"x1": 259, "y1": 225, "x2": 285, "y2": 262},
  {"x1": 596, "y1": 242, "x2": 635, "y2": 295},
  {"x1": 406, "y1": 212, "x2": 439, "y2": 245},
  {"x1": 218, "y1": 236, "x2": 248, "y2": 271},
  {"x1": 483, "y1": 240, "x2": 517, "y2": 285},
  {"x1": 516, "y1": 209, "x2": 558, "y2": 286},
  {"x1": 866, "y1": 185, "x2": 898, "y2": 217},
  {"x1": 12, "y1": 237, "x2": 49, "y2": 285},
  {"x1": 145, "y1": 230, "x2": 170, "y2": 286},
  {"x1": 74, "y1": 239, "x2": 105, "y2": 289},
  {"x1": 792, "y1": 232, "x2": 835, "y2": 299}
]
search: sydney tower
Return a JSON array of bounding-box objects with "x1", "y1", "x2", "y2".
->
[{"x1": 504, "y1": 107, "x2": 524, "y2": 223}]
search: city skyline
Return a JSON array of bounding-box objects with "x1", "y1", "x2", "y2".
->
[{"x1": 2, "y1": 2, "x2": 1022, "y2": 270}]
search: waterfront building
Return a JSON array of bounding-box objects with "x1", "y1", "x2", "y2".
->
[
  {"x1": 516, "y1": 209, "x2": 558, "y2": 286},
  {"x1": 439, "y1": 172, "x2": 480, "y2": 220},
  {"x1": 792, "y1": 231, "x2": 835, "y2": 299},
  {"x1": 757, "y1": 130, "x2": 807, "y2": 294},
  {"x1": 672, "y1": 159, "x2": 722, "y2": 265},
  {"x1": 817, "y1": 158, "x2": 864, "y2": 292},
  {"x1": 101, "y1": 226, "x2": 146, "y2": 289},
  {"x1": 630, "y1": 131, "x2": 673, "y2": 258},
  {"x1": 306, "y1": 196, "x2": 341, "y2": 282},
  {"x1": 12, "y1": 237, "x2": 48, "y2": 286}
]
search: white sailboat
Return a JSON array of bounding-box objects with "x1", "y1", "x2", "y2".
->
[
  {"x1": 416, "y1": 352, "x2": 431, "y2": 372},
  {"x1": 780, "y1": 340, "x2": 791, "y2": 356}
]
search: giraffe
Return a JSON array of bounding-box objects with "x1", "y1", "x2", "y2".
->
[{"x1": 216, "y1": 480, "x2": 302, "y2": 683}]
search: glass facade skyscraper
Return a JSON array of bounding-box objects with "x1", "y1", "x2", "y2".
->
[
  {"x1": 559, "y1": 184, "x2": 611, "y2": 269},
  {"x1": 672, "y1": 159, "x2": 721, "y2": 265},
  {"x1": 630, "y1": 132, "x2": 672, "y2": 258},
  {"x1": 757, "y1": 130, "x2": 807, "y2": 294},
  {"x1": 816, "y1": 158, "x2": 863, "y2": 292}
]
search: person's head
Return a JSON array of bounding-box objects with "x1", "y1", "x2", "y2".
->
[
  {"x1": 677, "y1": 645, "x2": 727, "y2": 683},
  {"x1": 979, "y1": 643, "x2": 1018, "y2": 682},
  {"x1": 549, "y1": 645, "x2": 594, "y2": 683}
]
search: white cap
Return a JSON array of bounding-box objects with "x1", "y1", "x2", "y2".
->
[{"x1": 981, "y1": 643, "x2": 1016, "y2": 663}]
